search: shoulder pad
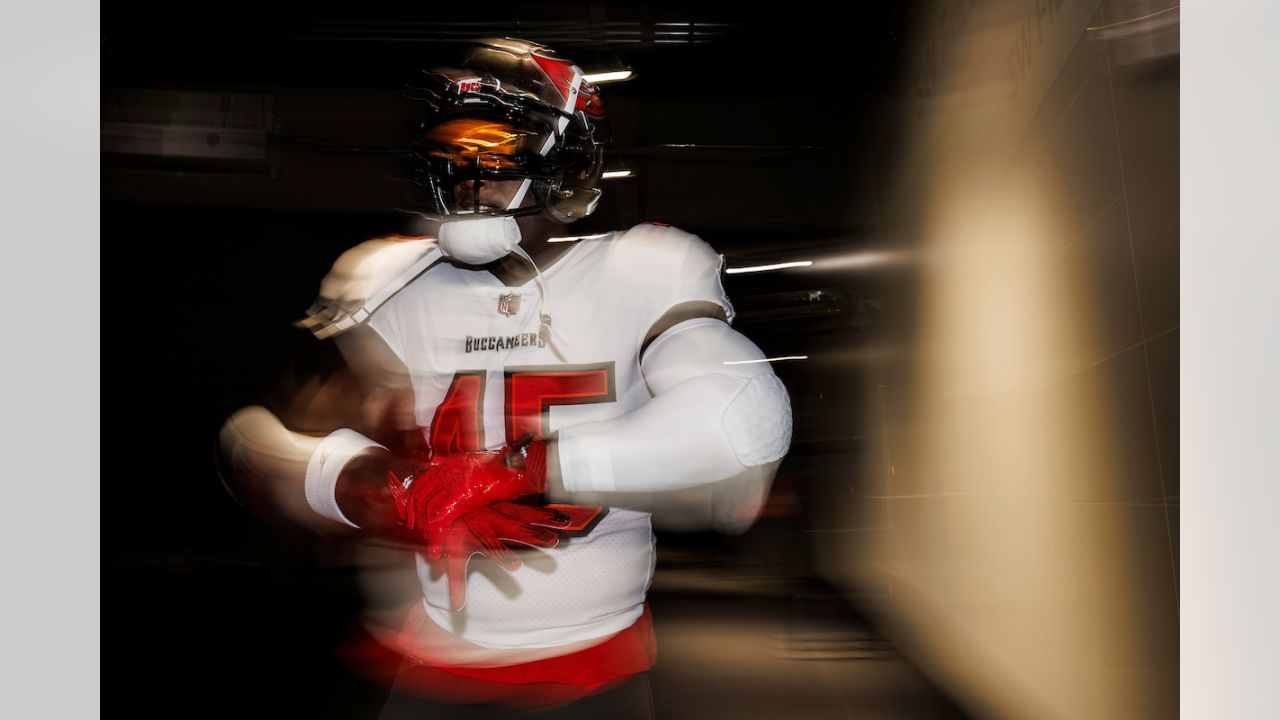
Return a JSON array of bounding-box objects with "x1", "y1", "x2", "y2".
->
[
  {"x1": 612, "y1": 222, "x2": 734, "y2": 323},
  {"x1": 295, "y1": 235, "x2": 442, "y2": 339},
  {"x1": 612, "y1": 221, "x2": 705, "y2": 250}
]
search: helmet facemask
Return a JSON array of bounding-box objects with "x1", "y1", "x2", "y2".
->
[{"x1": 414, "y1": 114, "x2": 557, "y2": 218}]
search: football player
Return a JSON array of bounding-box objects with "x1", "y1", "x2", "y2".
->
[{"x1": 219, "y1": 38, "x2": 792, "y2": 716}]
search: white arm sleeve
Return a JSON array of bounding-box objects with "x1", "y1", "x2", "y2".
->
[
  {"x1": 219, "y1": 406, "x2": 386, "y2": 531},
  {"x1": 556, "y1": 318, "x2": 792, "y2": 495}
]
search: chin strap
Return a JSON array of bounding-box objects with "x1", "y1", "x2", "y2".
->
[{"x1": 510, "y1": 242, "x2": 570, "y2": 362}]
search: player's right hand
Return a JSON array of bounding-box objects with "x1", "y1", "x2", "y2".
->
[{"x1": 440, "y1": 501, "x2": 567, "y2": 610}]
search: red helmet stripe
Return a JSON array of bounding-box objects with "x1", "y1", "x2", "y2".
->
[{"x1": 530, "y1": 53, "x2": 579, "y2": 110}]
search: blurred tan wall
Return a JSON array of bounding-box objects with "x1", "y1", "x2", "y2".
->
[{"x1": 812, "y1": 1, "x2": 1179, "y2": 717}]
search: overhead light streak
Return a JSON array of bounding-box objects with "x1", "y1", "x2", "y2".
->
[
  {"x1": 809, "y1": 250, "x2": 913, "y2": 271},
  {"x1": 726, "y1": 260, "x2": 813, "y2": 274},
  {"x1": 583, "y1": 71, "x2": 634, "y2": 83},
  {"x1": 723, "y1": 355, "x2": 809, "y2": 365}
]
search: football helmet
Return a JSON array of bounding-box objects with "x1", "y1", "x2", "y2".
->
[{"x1": 407, "y1": 38, "x2": 609, "y2": 223}]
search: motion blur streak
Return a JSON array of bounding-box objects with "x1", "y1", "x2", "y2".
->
[{"x1": 812, "y1": 1, "x2": 1180, "y2": 718}]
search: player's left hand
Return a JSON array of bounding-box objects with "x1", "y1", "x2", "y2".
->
[{"x1": 441, "y1": 500, "x2": 568, "y2": 610}]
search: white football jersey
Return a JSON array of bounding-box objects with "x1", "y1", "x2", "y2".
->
[{"x1": 366, "y1": 222, "x2": 733, "y2": 648}]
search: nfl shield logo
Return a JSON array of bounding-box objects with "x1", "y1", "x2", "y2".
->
[{"x1": 498, "y1": 293, "x2": 520, "y2": 316}]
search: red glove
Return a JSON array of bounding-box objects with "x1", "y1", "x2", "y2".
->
[
  {"x1": 441, "y1": 501, "x2": 566, "y2": 610},
  {"x1": 386, "y1": 437, "x2": 561, "y2": 610},
  {"x1": 388, "y1": 437, "x2": 549, "y2": 556}
]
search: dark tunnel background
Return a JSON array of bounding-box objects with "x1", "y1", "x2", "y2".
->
[{"x1": 102, "y1": 2, "x2": 1179, "y2": 718}]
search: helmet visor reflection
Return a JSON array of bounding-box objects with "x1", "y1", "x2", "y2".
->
[
  {"x1": 423, "y1": 118, "x2": 541, "y2": 173},
  {"x1": 409, "y1": 115, "x2": 560, "y2": 218}
]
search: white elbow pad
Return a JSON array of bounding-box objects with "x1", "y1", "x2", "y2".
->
[
  {"x1": 722, "y1": 373, "x2": 791, "y2": 466},
  {"x1": 558, "y1": 319, "x2": 792, "y2": 494},
  {"x1": 646, "y1": 318, "x2": 792, "y2": 467}
]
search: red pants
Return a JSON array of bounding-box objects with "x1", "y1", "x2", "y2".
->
[{"x1": 348, "y1": 603, "x2": 658, "y2": 711}]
